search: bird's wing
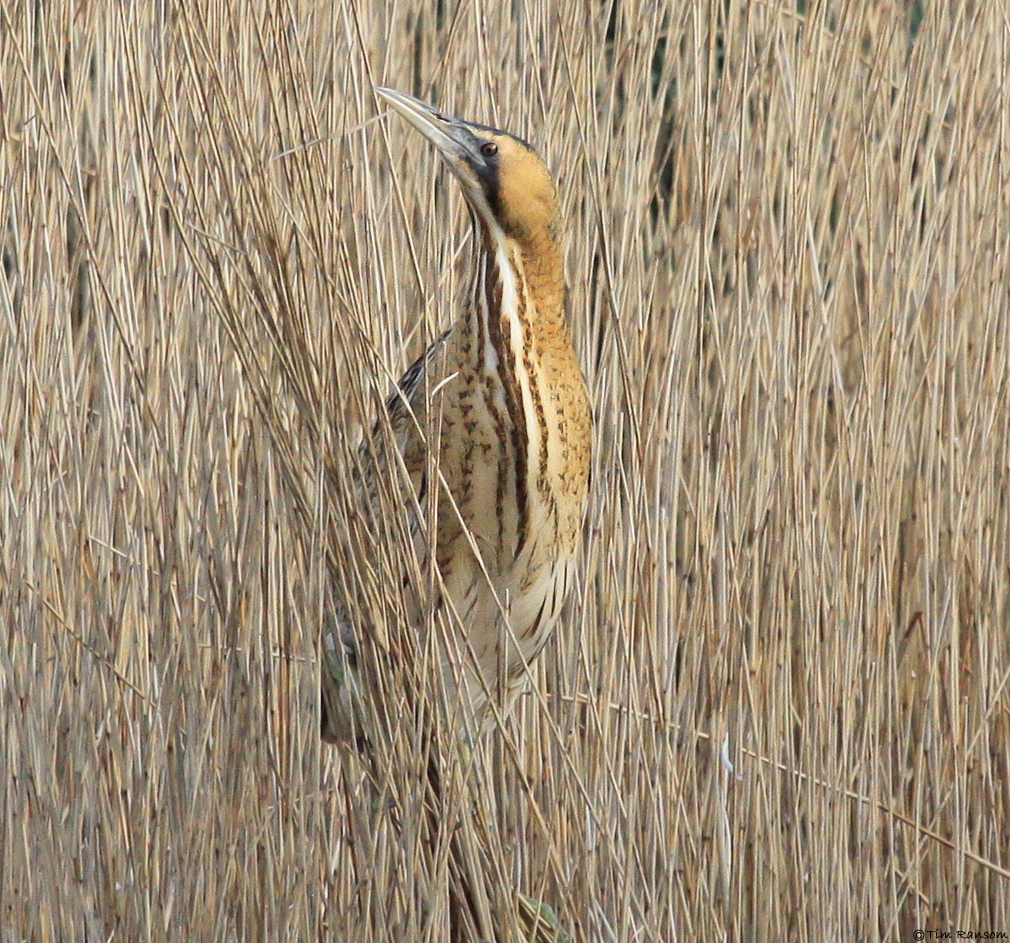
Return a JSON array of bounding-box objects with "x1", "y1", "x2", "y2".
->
[
  {"x1": 321, "y1": 327, "x2": 455, "y2": 745},
  {"x1": 380, "y1": 326, "x2": 454, "y2": 435}
]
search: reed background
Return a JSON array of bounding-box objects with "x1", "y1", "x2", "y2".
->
[{"x1": 3, "y1": 0, "x2": 1009, "y2": 940}]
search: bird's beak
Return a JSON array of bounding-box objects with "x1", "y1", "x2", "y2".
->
[{"x1": 374, "y1": 86, "x2": 482, "y2": 178}]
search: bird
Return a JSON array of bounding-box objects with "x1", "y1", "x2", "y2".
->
[{"x1": 320, "y1": 86, "x2": 592, "y2": 748}]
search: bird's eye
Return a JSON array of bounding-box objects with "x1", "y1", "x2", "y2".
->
[{"x1": 481, "y1": 142, "x2": 498, "y2": 158}]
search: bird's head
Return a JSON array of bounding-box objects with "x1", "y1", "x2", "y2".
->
[{"x1": 375, "y1": 86, "x2": 560, "y2": 248}]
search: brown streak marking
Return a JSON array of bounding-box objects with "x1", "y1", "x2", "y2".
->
[
  {"x1": 512, "y1": 245, "x2": 552, "y2": 500},
  {"x1": 484, "y1": 250, "x2": 530, "y2": 557}
]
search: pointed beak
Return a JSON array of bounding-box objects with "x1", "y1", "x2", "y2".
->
[{"x1": 374, "y1": 86, "x2": 483, "y2": 180}]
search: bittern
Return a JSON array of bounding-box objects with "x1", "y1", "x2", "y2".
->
[{"x1": 320, "y1": 87, "x2": 592, "y2": 745}]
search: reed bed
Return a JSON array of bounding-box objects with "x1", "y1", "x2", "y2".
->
[{"x1": 2, "y1": 0, "x2": 1008, "y2": 940}]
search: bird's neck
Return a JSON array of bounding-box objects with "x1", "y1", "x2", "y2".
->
[
  {"x1": 469, "y1": 219, "x2": 568, "y2": 362},
  {"x1": 456, "y1": 216, "x2": 589, "y2": 558}
]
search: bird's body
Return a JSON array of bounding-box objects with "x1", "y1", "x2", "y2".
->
[{"x1": 321, "y1": 88, "x2": 591, "y2": 744}]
